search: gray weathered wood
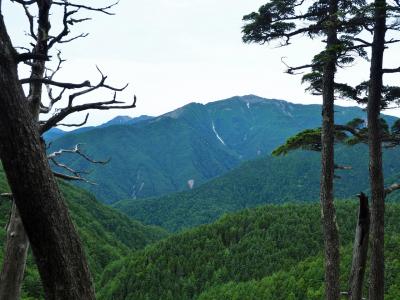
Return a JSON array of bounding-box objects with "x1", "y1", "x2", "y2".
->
[
  {"x1": 0, "y1": 201, "x2": 29, "y2": 300},
  {"x1": 348, "y1": 193, "x2": 370, "y2": 300}
]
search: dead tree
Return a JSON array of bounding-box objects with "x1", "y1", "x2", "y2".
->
[
  {"x1": 0, "y1": 195, "x2": 29, "y2": 300},
  {"x1": 0, "y1": 1, "x2": 135, "y2": 299},
  {"x1": 348, "y1": 192, "x2": 370, "y2": 300}
]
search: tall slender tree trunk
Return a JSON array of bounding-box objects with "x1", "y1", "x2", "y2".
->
[
  {"x1": 320, "y1": 0, "x2": 340, "y2": 298},
  {"x1": 0, "y1": 13, "x2": 95, "y2": 300},
  {"x1": 368, "y1": 0, "x2": 386, "y2": 299},
  {"x1": 348, "y1": 193, "x2": 370, "y2": 300},
  {"x1": 0, "y1": 201, "x2": 29, "y2": 300}
]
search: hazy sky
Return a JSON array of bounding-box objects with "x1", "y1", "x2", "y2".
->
[{"x1": 3, "y1": 0, "x2": 400, "y2": 127}]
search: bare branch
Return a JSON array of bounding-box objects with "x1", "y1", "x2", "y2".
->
[
  {"x1": 57, "y1": 113, "x2": 89, "y2": 128},
  {"x1": 67, "y1": 67, "x2": 128, "y2": 107},
  {"x1": 334, "y1": 164, "x2": 352, "y2": 170},
  {"x1": 40, "y1": 94, "x2": 136, "y2": 134},
  {"x1": 382, "y1": 66, "x2": 400, "y2": 73},
  {"x1": 48, "y1": 5, "x2": 79, "y2": 49},
  {"x1": 56, "y1": 32, "x2": 89, "y2": 44},
  {"x1": 0, "y1": 193, "x2": 13, "y2": 200},
  {"x1": 15, "y1": 52, "x2": 48, "y2": 63},
  {"x1": 385, "y1": 182, "x2": 400, "y2": 196},
  {"x1": 48, "y1": 144, "x2": 109, "y2": 184},
  {"x1": 21, "y1": 3, "x2": 36, "y2": 39},
  {"x1": 10, "y1": 0, "x2": 36, "y2": 5},
  {"x1": 20, "y1": 78, "x2": 91, "y2": 89},
  {"x1": 47, "y1": 144, "x2": 110, "y2": 164},
  {"x1": 53, "y1": 171, "x2": 96, "y2": 184},
  {"x1": 52, "y1": 1, "x2": 119, "y2": 15},
  {"x1": 281, "y1": 57, "x2": 318, "y2": 74},
  {"x1": 41, "y1": 87, "x2": 66, "y2": 113}
]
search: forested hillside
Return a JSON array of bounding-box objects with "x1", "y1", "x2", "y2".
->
[
  {"x1": 114, "y1": 144, "x2": 400, "y2": 231},
  {"x1": 48, "y1": 95, "x2": 381, "y2": 203},
  {"x1": 98, "y1": 202, "x2": 400, "y2": 299},
  {"x1": 0, "y1": 169, "x2": 167, "y2": 299}
]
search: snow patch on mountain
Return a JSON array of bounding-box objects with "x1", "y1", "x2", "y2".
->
[
  {"x1": 275, "y1": 101, "x2": 293, "y2": 118},
  {"x1": 211, "y1": 121, "x2": 226, "y2": 146},
  {"x1": 187, "y1": 179, "x2": 195, "y2": 189}
]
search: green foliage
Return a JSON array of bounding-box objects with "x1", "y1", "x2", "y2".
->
[
  {"x1": 273, "y1": 116, "x2": 399, "y2": 153},
  {"x1": 47, "y1": 95, "x2": 379, "y2": 203},
  {"x1": 242, "y1": 0, "x2": 368, "y2": 96},
  {"x1": 198, "y1": 232, "x2": 400, "y2": 300},
  {"x1": 98, "y1": 202, "x2": 400, "y2": 299},
  {"x1": 0, "y1": 168, "x2": 167, "y2": 299},
  {"x1": 114, "y1": 144, "x2": 400, "y2": 232},
  {"x1": 272, "y1": 129, "x2": 323, "y2": 155}
]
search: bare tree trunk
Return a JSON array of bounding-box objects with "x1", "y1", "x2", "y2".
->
[
  {"x1": 348, "y1": 193, "x2": 370, "y2": 300},
  {"x1": 368, "y1": 1, "x2": 386, "y2": 299},
  {"x1": 0, "y1": 201, "x2": 29, "y2": 300},
  {"x1": 320, "y1": 0, "x2": 340, "y2": 299},
  {"x1": 0, "y1": 14, "x2": 95, "y2": 300},
  {"x1": 0, "y1": 1, "x2": 48, "y2": 296}
]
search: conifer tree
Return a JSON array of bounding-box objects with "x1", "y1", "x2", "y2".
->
[{"x1": 242, "y1": 0, "x2": 367, "y2": 297}]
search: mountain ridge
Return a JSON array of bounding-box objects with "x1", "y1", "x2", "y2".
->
[{"x1": 46, "y1": 95, "x2": 397, "y2": 203}]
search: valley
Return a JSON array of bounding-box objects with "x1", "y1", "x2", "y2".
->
[
  {"x1": 47, "y1": 95, "x2": 390, "y2": 203},
  {"x1": 1, "y1": 95, "x2": 400, "y2": 299}
]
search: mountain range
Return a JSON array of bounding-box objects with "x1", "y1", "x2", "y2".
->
[
  {"x1": 113, "y1": 144, "x2": 400, "y2": 231},
  {"x1": 2, "y1": 94, "x2": 400, "y2": 299},
  {"x1": 46, "y1": 95, "x2": 387, "y2": 203}
]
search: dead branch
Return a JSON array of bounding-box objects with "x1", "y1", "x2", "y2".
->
[
  {"x1": 334, "y1": 164, "x2": 352, "y2": 170},
  {"x1": 47, "y1": 1, "x2": 118, "y2": 49},
  {"x1": 10, "y1": 0, "x2": 36, "y2": 5},
  {"x1": 47, "y1": 144, "x2": 109, "y2": 164},
  {"x1": 53, "y1": 171, "x2": 95, "y2": 184},
  {"x1": 281, "y1": 57, "x2": 319, "y2": 75},
  {"x1": 56, "y1": 113, "x2": 89, "y2": 128},
  {"x1": 0, "y1": 193, "x2": 13, "y2": 200},
  {"x1": 15, "y1": 52, "x2": 48, "y2": 63},
  {"x1": 384, "y1": 182, "x2": 400, "y2": 196},
  {"x1": 20, "y1": 78, "x2": 91, "y2": 89},
  {"x1": 47, "y1": 144, "x2": 109, "y2": 184},
  {"x1": 40, "y1": 94, "x2": 136, "y2": 134},
  {"x1": 52, "y1": 1, "x2": 119, "y2": 15},
  {"x1": 382, "y1": 66, "x2": 400, "y2": 73},
  {"x1": 40, "y1": 67, "x2": 136, "y2": 134}
]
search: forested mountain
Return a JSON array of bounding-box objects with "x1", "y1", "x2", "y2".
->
[
  {"x1": 98, "y1": 202, "x2": 400, "y2": 299},
  {"x1": 0, "y1": 168, "x2": 167, "y2": 299},
  {"x1": 113, "y1": 144, "x2": 400, "y2": 231},
  {"x1": 47, "y1": 95, "x2": 388, "y2": 203}
]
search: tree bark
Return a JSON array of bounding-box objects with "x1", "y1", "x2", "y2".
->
[
  {"x1": 0, "y1": 13, "x2": 95, "y2": 300},
  {"x1": 348, "y1": 193, "x2": 370, "y2": 300},
  {"x1": 0, "y1": 201, "x2": 29, "y2": 300},
  {"x1": 368, "y1": 0, "x2": 386, "y2": 299},
  {"x1": 320, "y1": 0, "x2": 340, "y2": 299},
  {"x1": 0, "y1": 1, "x2": 51, "y2": 295}
]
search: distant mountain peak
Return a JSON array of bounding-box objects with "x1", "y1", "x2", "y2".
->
[
  {"x1": 101, "y1": 115, "x2": 153, "y2": 127},
  {"x1": 239, "y1": 94, "x2": 269, "y2": 103}
]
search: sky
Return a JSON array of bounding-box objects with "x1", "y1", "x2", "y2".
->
[{"x1": 3, "y1": 0, "x2": 400, "y2": 128}]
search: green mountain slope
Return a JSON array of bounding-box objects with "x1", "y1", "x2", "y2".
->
[
  {"x1": 113, "y1": 144, "x2": 400, "y2": 231},
  {"x1": 0, "y1": 168, "x2": 167, "y2": 299},
  {"x1": 48, "y1": 95, "x2": 381, "y2": 203},
  {"x1": 197, "y1": 234, "x2": 400, "y2": 300},
  {"x1": 97, "y1": 201, "x2": 400, "y2": 300}
]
